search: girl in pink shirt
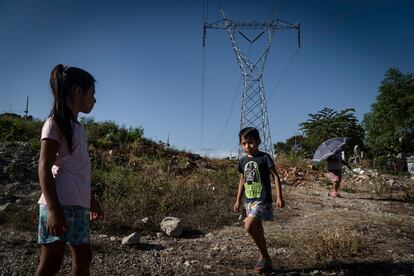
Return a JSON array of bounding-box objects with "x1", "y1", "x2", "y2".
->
[{"x1": 36, "y1": 64, "x2": 104, "y2": 276}]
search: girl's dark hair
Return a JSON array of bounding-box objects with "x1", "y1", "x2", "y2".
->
[
  {"x1": 49, "y1": 64, "x2": 95, "y2": 152},
  {"x1": 239, "y1": 127, "x2": 261, "y2": 142}
]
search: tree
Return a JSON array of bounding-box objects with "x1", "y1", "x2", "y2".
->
[
  {"x1": 274, "y1": 134, "x2": 308, "y2": 156},
  {"x1": 363, "y1": 68, "x2": 414, "y2": 156},
  {"x1": 299, "y1": 108, "x2": 364, "y2": 156}
]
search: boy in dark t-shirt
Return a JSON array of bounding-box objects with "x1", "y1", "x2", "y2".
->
[{"x1": 234, "y1": 127, "x2": 284, "y2": 273}]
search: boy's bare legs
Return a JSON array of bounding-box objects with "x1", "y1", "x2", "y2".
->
[
  {"x1": 244, "y1": 216, "x2": 270, "y2": 260},
  {"x1": 36, "y1": 241, "x2": 66, "y2": 276},
  {"x1": 69, "y1": 245, "x2": 92, "y2": 276}
]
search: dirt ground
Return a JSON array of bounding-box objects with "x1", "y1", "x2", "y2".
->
[{"x1": 1, "y1": 170, "x2": 413, "y2": 275}]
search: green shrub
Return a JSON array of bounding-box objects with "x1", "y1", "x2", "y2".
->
[
  {"x1": 276, "y1": 153, "x2": 309, "y2": 171},
  {"x1": 80, "y1": 117, "x2": 144, "y2": 149},
  {"x1": 92, "y1": 162, "x2": 239, "y2": 235},
  {"x1": 0, "y1": 116, "x2": 42, "y2": 148}
]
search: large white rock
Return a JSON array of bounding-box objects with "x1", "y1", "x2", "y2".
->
[
  {"x1": 121, "y1": 232, "x2": 140, "y2": 245},
  {"x1": 160, "y1": 217, "x2": 183, "y2": 237}
]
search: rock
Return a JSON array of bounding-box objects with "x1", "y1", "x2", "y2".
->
[
  {"x1": 204, "y1": 265, "x2": 212, "y2": 269},
  {"x1": 160, "y1": 217, "x2": 183, "y2": 237},
  {"x1": 121, "y1": 232, "x2": 140, "y2": 245},
  {"x1": 387, "y1": 179, "x2": 396, "y2": 186},
  {"x1": 0, "y1": 203, "x2": 11, "y2": 212},
  {"x1": 141, "y1": 217, "x2": 150, "y2": 224}
]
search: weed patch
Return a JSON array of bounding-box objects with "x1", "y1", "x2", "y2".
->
[{"x1": 302, "y1": 227, "x2": 370, "y2": 266}]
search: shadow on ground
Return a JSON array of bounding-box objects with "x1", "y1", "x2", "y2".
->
[{"x1": 274, "y1": 261, "x2": 414, "y2": 276}]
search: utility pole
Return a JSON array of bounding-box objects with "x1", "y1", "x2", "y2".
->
[
  {"x1": 203, "y1": 9, "x2": 300, "y2": 157},
  {"x1": 24, "y1": 96, "x2": 29, "y2": 120}
]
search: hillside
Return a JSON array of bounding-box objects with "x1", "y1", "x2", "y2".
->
[{"x1": 0, "y1": 116, "x2": 413, "y2": 275}]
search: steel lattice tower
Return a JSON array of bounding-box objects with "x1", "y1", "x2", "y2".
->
[{"x1": 203, "y1": 9, "x2": 300, "y2": 157}]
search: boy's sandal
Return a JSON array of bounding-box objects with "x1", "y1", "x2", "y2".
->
[{"x1": 255, "y1": 258, "x2": 272, "y2": 273}]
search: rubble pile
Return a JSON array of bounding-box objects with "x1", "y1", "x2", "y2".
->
[{"x1": 278, "y1": 166, "x2": 307, "y2": 185}]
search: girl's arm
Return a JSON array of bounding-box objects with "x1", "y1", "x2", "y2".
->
[
  {"x1": 270, "y1": 167, "x2": 284, "y2": 208},
  {"x1": 38, "y1": 138, "x2": 67, "y2": 236},
  {"x1": 233, "y1": 174, "x2": 245, "y2": 212},
  {"x1": 90, "y1": 194, "x2": 104, "y2": 221}
]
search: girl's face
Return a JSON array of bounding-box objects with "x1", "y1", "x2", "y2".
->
[
  {"x1": 240, "y1": 136, "x2": 260, "y2": 156},
  {"x1": 80, "y1": 86, "x2": 96, "y2": 114}
]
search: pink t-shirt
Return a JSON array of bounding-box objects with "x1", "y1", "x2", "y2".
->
[{"x1": 38, "y1": 117, "x2": 91, "y2": 208}]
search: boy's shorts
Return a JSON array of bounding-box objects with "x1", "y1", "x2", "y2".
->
[
  {"x1": 38, "y1": 204, "x2": 90, "y2": 245},
  {"x1": 245, "y1": 201, "x2": 273, "y2": 221},
  {"x1": 328, "y1": 169, "x2": 342, "y2": 182}
]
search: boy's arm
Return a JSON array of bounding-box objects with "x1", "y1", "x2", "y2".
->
[
  {"x1": 233, "y1": 174, "x2": 245, "y2": 212},
  {"x1": 270, "y1": 166, "x2": 284, "y2": 208}
]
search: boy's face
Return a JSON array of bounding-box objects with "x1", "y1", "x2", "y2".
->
[{"x1": 240, "y1": 136, "x2": 260, "y2": 156}]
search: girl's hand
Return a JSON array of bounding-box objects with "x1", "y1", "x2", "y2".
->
[
  {"x1": 233, "y1": 200, "x2": 241, "y2": 212},
  {"x1": 47, "y1": 208, "x2": 68, "y2": 237},
  {"x1": 276, "y1": 198, "x2": 285, "y2": 208},
  {"x1": 90, "y1": 197, "x2": 104, "y2": 221}
]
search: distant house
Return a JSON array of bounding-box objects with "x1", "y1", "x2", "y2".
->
[
  {"x1": 0, "y1": 113, "x2": 33, "y2": 120},
  {"x1": 0, "y1": 112, "x2": 21, "y2": 119}
]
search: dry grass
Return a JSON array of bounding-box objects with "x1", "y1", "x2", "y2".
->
[
  {"x1": 92, "y1": 160, "x2": 239, "y2": 235},
  {"x1": 301, "y1": 227, "x2": 370, "y2": 266}
]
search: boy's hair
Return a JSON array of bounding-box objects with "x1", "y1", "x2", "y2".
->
[{"x1": 239, "y1": 127, "x2": 261, "y2": 142}]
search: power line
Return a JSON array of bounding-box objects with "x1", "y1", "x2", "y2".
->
[
  {"x1": 268, "y1": 48, "x2": 300, "y2": 100},
  {"x1": 269, "y1": 0, "x2": 368, "y2": 101}
]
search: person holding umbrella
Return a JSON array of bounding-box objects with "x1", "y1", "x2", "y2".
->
[
  {"x1": 313, "y1": 137, "x2": 352, "y2": 198},
  {"x1": 326, "y1": 150, "x2": 351, "y2": 197}
]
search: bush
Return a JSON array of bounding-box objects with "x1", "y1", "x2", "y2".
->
[
  {"x1": 92, "y1": 163, "x2": 239, "y2": 235},
  {"x1": 80, "y1": 117, "x2": 144, "y2": 149},
  {"x1": 276, "y1": 153, "x2": 309, "y2": 171},
  {"x1": 0, "y1": 117, "x2": 42, "y2": 149}
]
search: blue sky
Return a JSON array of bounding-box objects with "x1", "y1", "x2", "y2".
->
[{"x1": 1, "y1": 0, "x2": 413, "y2": 157}]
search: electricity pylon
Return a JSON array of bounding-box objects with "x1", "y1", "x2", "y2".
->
[{"x1": 203, "y1": 9, "x2": 300, "y2": 157}]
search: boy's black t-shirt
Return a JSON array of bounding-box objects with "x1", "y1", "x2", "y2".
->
[{"x1": 238, "y1": 151, "x2": 275, "y2": 203}]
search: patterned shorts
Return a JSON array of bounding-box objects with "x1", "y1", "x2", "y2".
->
[
  {"x1": 245, "y1": 201, "x2": 273, "y2": 221},
  {"x1": 38, "y1": 204, "x2": 90, "y2": 245}
]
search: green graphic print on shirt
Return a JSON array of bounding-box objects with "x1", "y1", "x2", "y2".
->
[{"x1": 244, "y1": 161, "x2": 262, "y2": 199}]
